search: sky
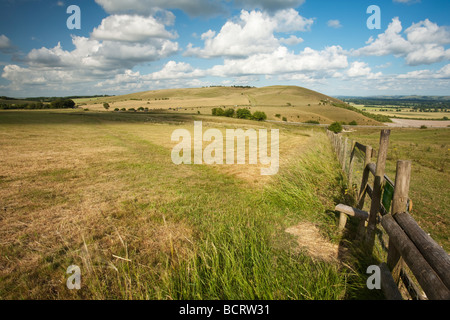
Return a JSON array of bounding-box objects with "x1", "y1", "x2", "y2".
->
[{"x1": 0, "y1": 0, "x2": 449, "y2": 98}]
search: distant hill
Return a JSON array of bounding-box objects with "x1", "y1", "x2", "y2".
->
[{"x1": 80, "y1": 86, "x2": 383, "y2": 125}]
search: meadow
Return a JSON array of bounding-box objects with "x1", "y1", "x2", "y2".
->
[
  {"x1": 344, "y1": 127, "x2": 449, "y2": 252},
  {"x1": 0, "y1": 110, "x2": 380, "y2": 300}
]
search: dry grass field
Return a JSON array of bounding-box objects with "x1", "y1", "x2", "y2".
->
[{"x1": 1, "y1": 110, "x2": 377, "y2": 300}]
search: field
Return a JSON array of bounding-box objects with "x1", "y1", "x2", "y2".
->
[
  {"x1": 351, "y1": 104, "x2": 450, "y2": 121},
  {"x1": 0, "y1": 109, "x2": 381, "y2": 300},
  {"x1": 76, "y1": 86, "x2": 382, "y2": 126},
  {"x1": 344, "y1": 127, "x2": 450, "y2": 252}
]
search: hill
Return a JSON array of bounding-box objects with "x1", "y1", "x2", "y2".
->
[{"x1": 77, "y1": 86, "x2": 382, "y2": 125}]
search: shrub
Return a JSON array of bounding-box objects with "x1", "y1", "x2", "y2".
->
[
  {"x1": 349, "y1": 120, "x2": 358, "y2": 126},
  {"x1": 224, "y1": 108, "x2": 235, "y2": 118},
  {"x1": 103, "y1": 103, "x2": 110, "y2": 110},
  {"x1": 275, "y1": 114, "x2": 281, "y2": 118},
  {"x1": 420, "y1": 125, "x2": 427, "y2": 129},
  {"x1": 214, "y1": 108, "x2": 225, "y2": 116},
  {"x1": 282, "y1": 117, "x2": 287, "y2": 122},
  {"x1": 328, "y1": 122, "x2": 343, "y2": 134},
  {"x1": 252, "y1": 111, "x2": 267, "y2": 121},
  {"x1": 236, "y1": 108, "x2": 252, "y2": 119},
  {"x1": 305, "y1": 120, "x2": 320, "y2": 124},
  {"x1": 114, "y1": 108, "x2": 119, "y2": 112},
  {"x1": 128, "y1": 108, "x2": 136, "y2": 112}
]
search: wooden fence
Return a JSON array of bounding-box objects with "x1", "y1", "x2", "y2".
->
[{"x1": 327, "y1": 129, "x2": 450, "y2": 300}]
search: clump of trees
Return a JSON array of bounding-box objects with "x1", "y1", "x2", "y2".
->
[
  {"x1": 212, "y1": 107, "x2": 267, "y2": 121},
  {"x1": 0, "y1": 99, "x2": 76, "y2": 110},
  {"x1": 328, "y1": 122, "x2": 343, "y2": 134}
]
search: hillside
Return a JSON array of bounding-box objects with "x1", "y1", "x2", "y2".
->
[{"x1": 77, "y1": 86, "x2": 382, "y2": 125}]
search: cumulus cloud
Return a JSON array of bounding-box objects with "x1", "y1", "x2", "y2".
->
[
  {"x1": 208, "y1": 46, "x2": 348, "y2": 77},
  {"x1": 91, "y1": 15, "x2": 177, "y2": 42},
  {"x1": 95, "y1": 0, "x2": 225, "y2": 17},
  {"x1": 234, "y1": 0, "x2": 305, "y2": 12},
  {"x1": 397, "y1": 63, "x2": 450, "y2": 79},
  {"x1": 0, "y1": 35, "x2": 15, "y2": 54},
  {"x1": 2, "y1": 13, "x2": 180, "y2": 93},
  {"x1": 346, "y1": 61, "x2": 382, "y2": 79},
  {"x1": 185, "y1": 9, "x2": 313, "y2": 58},
  {"x1": 354, "y1": 17, "x2": 450, "y2": 66}
]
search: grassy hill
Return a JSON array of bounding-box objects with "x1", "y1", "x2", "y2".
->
[{"x1": 76, "y1": 86, "x2": 382, "y2": 126}]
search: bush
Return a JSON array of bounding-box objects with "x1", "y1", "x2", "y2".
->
[
  {"x1": 236, "y1": 108, "x2": 252, "y2": 119},
  {"x1": 305, "y1": 120, "x2": 320, "y2": 124},
  {"x1": 114, "y1": 108, "x2": 119, "y2": 112},
  {"x1": 275, "y1": 114, "x2": 281, "y2": 118},
  {"x1": 420, "y1": 125, "x2": 428, "y2": 129},
  {"x1": 252, "y1": 111, "x2": 267, "y2": 121},
  {"x1": 224, "y1": 108, "x2": 235, "y2": 118},
  {"x1": 103, "y1": 103, "x2": 110, "y2": 110},
  {"x1": 349, "y1": 120, "x2": 358, "y2": 126},
  {"x1": 328, "y1": 122, "x2": 343, "y2": 134},
  {"x1": 282, "y1": 117, "x2": 287, "y2": 122},
  {"x1": 128, "y1": 108, "x2": 136, "y2": 112}
]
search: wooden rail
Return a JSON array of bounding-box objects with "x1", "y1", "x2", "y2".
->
[{"x1": 326, "y1": 129, "x2": 450, "y2": 300}]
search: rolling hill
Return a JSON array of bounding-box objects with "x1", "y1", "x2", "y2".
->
[{"x1": 77, "y1": 85, "x2": 383, "y2": 125}]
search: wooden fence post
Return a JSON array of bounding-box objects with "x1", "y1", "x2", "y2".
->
[
  {"x1": 342, "y1": 137, "x2": 348, "y2": 172},
  {"x1": 356, "y1": 145, "x2": 373, "y2": 238},
  {"x1": 365, "y1": 129, "x2": 390, "y2": 250},
  {"x1": 348, "y1": 141, "x2": 356, "y2": 185},
  {"x1": 387, "y1": 161, "x2": 411, "y2": 283}
]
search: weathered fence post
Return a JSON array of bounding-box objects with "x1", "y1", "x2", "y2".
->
[
  {"x1": 348, "y1": 141, "x2": 356, "y2": 185},
  {"x1": 387, "y1": 160, "x2": 411, "y2": 283},
  {"x1": 365, "y1": 129, "x2": 390, "y2": 250},
  {"x1": 342, "y1": 137, "x2": 348, "y2": 172},
  {"x1": 356, "y1": 145, "x2": 373, "y2": 238}
]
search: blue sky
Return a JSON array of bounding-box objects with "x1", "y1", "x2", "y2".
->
[{"x1": 0, "y1": 0, "x2": 449, "y2": 97}]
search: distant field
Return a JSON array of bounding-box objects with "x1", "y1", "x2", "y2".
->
[
  {"x1": 352, "y1": 104, "x2": 450, "y2": 121},
  {"x1": 344, "y1": 127, "x2": 450, "y2": 251},
  {"x1": 75, "y1": 86, "x2": 381, "y2": 126},
  {"x1": 0, "y1": 110, "x2": 380, "y2": 300}
]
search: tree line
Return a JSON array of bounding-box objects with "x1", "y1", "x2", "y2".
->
[
  {"x1": 0, "y1": 99, "x2": 76, "y2": 110},
  {"x1": 212, "y1": 107, "x2": 267, "y2": 121}
]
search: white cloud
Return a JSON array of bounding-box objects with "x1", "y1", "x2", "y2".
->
[
  {"x1": 346, "y1": 61, "x2": 382, "y2": 79},
  {"x1": 95, "y1": 0, "x2": 225, "y2": 17},
  {"x1": 354, "y1": 17, "x2": 450, "y2": 66},
  {"x1": 208, "y1": 46, "x2": 348, "y2": 77},
  {"x1": 234, "y1": 0, "x2": 305, "y2": 12},
  {"x1": 0, "y1": 35, "x2": 14, "y2": 53},
  {"x1": 91, "y1": 15, "x2": 177, "y2": 42},
  {"x1": 397, "y1": 63, "x2": 450, "y2": 79},
  {"x1": 185, "y1": 9, "x2": 313, "y2": 58},
  {"x1": 327, "y1": 20, "x2": 342, "y2": 29}
]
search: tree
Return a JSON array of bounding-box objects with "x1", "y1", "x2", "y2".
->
[
  {"x1": 224, "y1": 108, "x2": 235, "y2": 117},
  {"x1": 328, "y1": 122, "x2": 343, "y2": 134},
  {"x1": 236, "y1": 108, "x2": 252, "y2": 119},
  {"x1": 252, "y1": 111, "x2": 267, "y2": 121}
]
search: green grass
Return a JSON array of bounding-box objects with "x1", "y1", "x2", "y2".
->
[
  {"x1": 0, "y1": 110, "x2": 378, "y2": 300},
  {"x1": 344, "y1": 128, "x2": 450, "y2": 252}
]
